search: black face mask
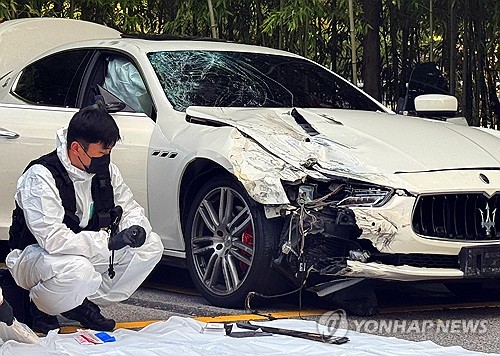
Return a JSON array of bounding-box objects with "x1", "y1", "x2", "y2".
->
[
  {"x1": 85, "y1": 154, "x2": 110, "y2": 175},
  {"x1": 78, "y1": 143, "x2": 111, "y2": 175}
]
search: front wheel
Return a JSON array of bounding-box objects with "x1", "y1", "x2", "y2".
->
[{"x1": 185, "y1": 176, "x2": 281, "y2": 308}]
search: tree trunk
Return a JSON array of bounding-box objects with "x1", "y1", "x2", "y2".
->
[
  {"x1": 475, "y1": 15, "x2": 488, "y2": 127},
  {"x1": 449, "y1": 0, "x2": 457, "y2": 95},
  {"x1": 361, "y1": 0, "x2": 382, "y2": 100},
  {"x1": 329, "y1": 13, "x2": 338, "y2": 72},
  {"x1": 462, "y1": 14, "x2": 473, "y2": 124},
  {"x1": 400, "y1": 3, "x2": 410, "y2": 103},
  {"x1": 226, "y1": 2, "x2": 235, "y2": 41},
  {"x1": 279, "y1": 0, "x2": 284, "y2": 49},
  {"x1": 254, "y1": 0, "x2": 265, "y2": 46},
  {"x1": 388, "y1": 0, "x2": 400, "y2": 103},
  {"x1": 487, "y1": 37, "x2": 500, "y2": 130}
]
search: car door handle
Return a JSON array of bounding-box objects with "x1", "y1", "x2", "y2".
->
[{"x1": 0, "y1": 128, "x2": 19, "y2": 139}]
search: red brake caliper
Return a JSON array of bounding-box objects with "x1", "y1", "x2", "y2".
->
[{"x1": 240, "y1": 226, "x2": 253, "y2": 271}]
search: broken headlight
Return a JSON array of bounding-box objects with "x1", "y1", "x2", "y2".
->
[
  {"x1": 285, "y1": 181, "x2": 393, "y2": 208},
  {"x1": 337, "y1": 185, "x2": 393, "y2": 207}
]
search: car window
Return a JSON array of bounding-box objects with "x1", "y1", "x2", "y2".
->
[
  {"x1": 13, "y1": 49, "x2": 93, "y2": 108},
  {"x1": 147, "y1": 51, "x2": 383, "y2": 112},
  {"x1": 81, "y1": 53, "x2": 153, "y2": 117},
  {"x1": 102, "y1": 57, "x2": 152, "y2": 115}
]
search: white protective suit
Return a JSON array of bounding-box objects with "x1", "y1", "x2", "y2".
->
[{"x1": 6, "y1": 128, "x2": 163, "y2": 315}]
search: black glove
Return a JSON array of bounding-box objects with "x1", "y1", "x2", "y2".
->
[
  {"x1": 0, "y1": 299, "x2": 14, "y2": 326},
  {"x1": 109, "y1": 206, "x2": 123, "y2": 236},
  {"x1": 108, "y1": 225, "x2": 146, "y2": 250}
]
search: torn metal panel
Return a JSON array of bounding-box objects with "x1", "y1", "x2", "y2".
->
[
  {"x1": 187, "y1": 106, "x2": 500, "y2": 186},
  {"x1": 227, "y1": 128, "x2": 307, "y2": 205},
  {"x1": 338, "y1": 260, "x2": 464, "y2": 281},
  {"x1": 352, "y1": 196, "x2": 413, "y2": 252},
  {"x1": 353, "y1": 210, "x2": 400, "y2": 252},
  {"x1": 187, "y1": 107, "x2": 385, "y2": 184}
]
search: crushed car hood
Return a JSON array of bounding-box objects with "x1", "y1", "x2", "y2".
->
[{"x1": 186, "y1": 107, "x2": 500, "y2": 182}]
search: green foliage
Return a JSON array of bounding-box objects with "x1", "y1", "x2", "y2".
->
[{"x1": 0, "y1": 0, "x2": 499, "y2": 126}]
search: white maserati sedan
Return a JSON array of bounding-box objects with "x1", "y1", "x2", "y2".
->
[{"x1": 1, "y1": 18, "x2": 500, "y2": 309}]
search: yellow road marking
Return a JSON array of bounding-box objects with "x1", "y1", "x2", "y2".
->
[
  {"x1": 195, "y1": 301, "x2": 500, "y2": 324},
  {"x1": 56, "y1": 301, "x2": 500, "y2": 334},
  {"x1": 59, "y1": 310, "x2": 326, "y2": 334},
  {"x1": 195, "y1": 309, "x2": 327, "y2": 323}
]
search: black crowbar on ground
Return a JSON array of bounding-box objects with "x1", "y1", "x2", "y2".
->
[{"x1": 233, "y1": 321, "x2": 349, "y2": 344}]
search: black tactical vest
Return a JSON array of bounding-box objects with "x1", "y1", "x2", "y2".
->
[{"x1": 9, "y1": 150, "x2": 115, "y2": 250}]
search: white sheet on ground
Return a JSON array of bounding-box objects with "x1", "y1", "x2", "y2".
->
[
  {"x1": 0, "y1": 319, "x2": 40, "y2": 345},
  {"x1": 0, "y1": 316, "x2": 494, "y2": 355}
]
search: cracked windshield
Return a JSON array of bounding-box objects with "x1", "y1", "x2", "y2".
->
[{"x1": 147, "y1": 51, "x2": 381, "y2": 112}]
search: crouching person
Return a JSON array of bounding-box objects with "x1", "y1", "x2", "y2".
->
[{"x1": 6, "y1": 103, "x2": 163, "y2": 334}]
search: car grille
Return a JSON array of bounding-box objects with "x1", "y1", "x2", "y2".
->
[{"x1": 412, "y1": 193, "x2": 500, "y2": 240}]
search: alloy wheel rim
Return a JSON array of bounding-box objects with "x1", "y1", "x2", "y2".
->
[{"x1": 191, "y1": 186, "x2": 255, "y2": 296}]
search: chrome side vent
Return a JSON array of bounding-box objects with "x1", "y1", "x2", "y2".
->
[{"x1": 151, "y1": 150, "x2": 178, "y2": 158}]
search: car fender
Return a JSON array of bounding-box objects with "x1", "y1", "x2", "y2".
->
[{"x1": 184, "y1": 127, "x2": 303, "y2": 205}]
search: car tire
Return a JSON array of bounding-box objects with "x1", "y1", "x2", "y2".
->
[{"x1": 185, "y1": 176, "x2": 282, "y2": 308}]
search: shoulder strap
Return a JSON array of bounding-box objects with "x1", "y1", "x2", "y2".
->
[
  {"x1": 36, "y1": 151, "x2": 81, "y2": 233},
  {"x1": 9, "y1": 151, "x2": 82, "y2": 250}
]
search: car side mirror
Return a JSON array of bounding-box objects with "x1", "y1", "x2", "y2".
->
[
  {"x1": 105, "y1": 101, "x2": 127, "y2": 113},
  {"x1": 96, "y1": 84, "x2": 135, "y2": 113},
  {"x1": 414, "y1": 94, "x2": 458, "y2": 119}
]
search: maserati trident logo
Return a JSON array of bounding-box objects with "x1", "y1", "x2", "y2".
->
[{"x1": 479, "y1": 203, "x2": 496, "y2": 237}]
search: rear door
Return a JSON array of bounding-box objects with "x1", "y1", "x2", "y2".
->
[
  {"x1": 0, "y1": 46, "x2": 157, "y2": 242},
  {"x1": 0, "y1": 49, "x2": 93, "y2": 240}
]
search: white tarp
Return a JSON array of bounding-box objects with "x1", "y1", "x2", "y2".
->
[{"x1": 0, "y1": 316, "x2": 494, "y2": 356}]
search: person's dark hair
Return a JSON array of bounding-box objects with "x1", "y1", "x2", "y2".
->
[{"x1": 67, "y1": 101, "x2": 121, "y2": 150}]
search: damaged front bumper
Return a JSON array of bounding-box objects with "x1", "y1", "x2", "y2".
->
[
  {"x1": 268, "y1": 180, "x2": 500, "y2": 300},
  {"x1": 334, "y1": 260, "x2": 464, "y2": 280}
]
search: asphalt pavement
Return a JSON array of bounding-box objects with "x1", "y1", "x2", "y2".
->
[{"x1": 95, "y1": 264, "x2": 500, "y2": 354}]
